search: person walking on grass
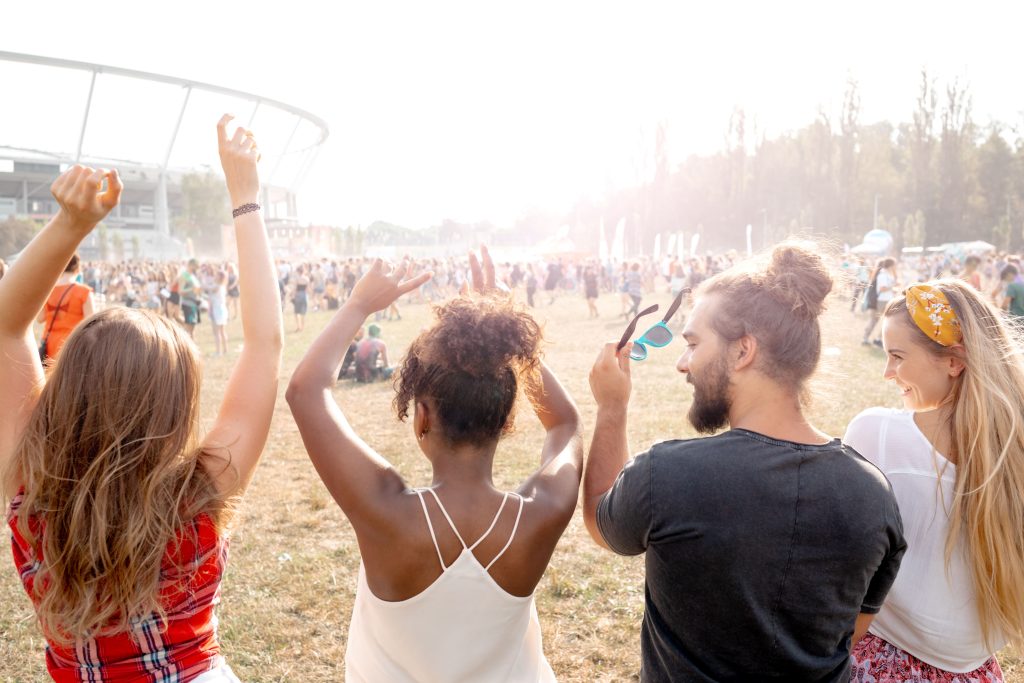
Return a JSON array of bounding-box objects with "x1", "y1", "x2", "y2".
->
[
  {"x1": 287, "y1": 246, "x2": 582, "y2": 682},
  {"x1": 179, "y1": 258, "x2": 203, "y2": 338},
  {"x1": 584, "y1": 242, "x2": 907, "y2": 682},
  {"x1": 1, "y1": 115, "x2": 282, "y2": 683},
  {"x1": 863, "y1": 257, "x2": 898, "y2": 346},
  {"x1": 209, "y1": 269, "x2": 229, "y2": 356},
  {"x1": 583, "y1": 264, "x2": 599, "y2": 318},
  {"x1": 291, "y1": 264, "x2": 310, "y2": 332},
  {"x1": 844, "y1": 280, "x2": 1024, "y2": 681},
  {"x1": 623, "y1": 261, "x2": 643, "y2": 319}
]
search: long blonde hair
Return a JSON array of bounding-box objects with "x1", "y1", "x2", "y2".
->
[
  {"x1": 3, "y1": 308, "x2": 228, "y2": 643},
  {"x1": 886, "y1": 279, "x2": 1024, "y2": 649}
]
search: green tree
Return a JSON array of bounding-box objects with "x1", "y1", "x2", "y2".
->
[
  {"x1": 976, "y1": 127, "x2": 1013, "y2": 245},
  {"x1": 175, "y1": 172, "x2": 230, "y2": 249},
  {"x1": 0, "y1": 216, "x2": 38, "y2": 258},
  {"x1": 993, "y1": 216, "x2": 1011, "y2": 251},
  {"x1": 935, "y1": 78, "x2": 973, "y2": 244}
]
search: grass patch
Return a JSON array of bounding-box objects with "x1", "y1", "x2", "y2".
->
[{"x1": 2, "y1": 289, "x2": 1020, "y2": 681}]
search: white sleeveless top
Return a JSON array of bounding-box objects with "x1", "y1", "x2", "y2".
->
[
  {"x1": 844, "y1": 407, "x2": 1007, "y2": 672},
  {"x1": 345, "y1": 489, "x2": 557, "y2": 682}
]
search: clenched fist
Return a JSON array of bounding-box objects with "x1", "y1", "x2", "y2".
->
[
  {"x1": 50, "y1": 165, "x2": 122, "y2": 234},
  {"x1": 217, "y1": 114, "x2": 261, "y2": 208}
]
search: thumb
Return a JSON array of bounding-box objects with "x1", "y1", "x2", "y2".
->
[
  {"x1": 102, "y1": 169, "x2": 123, "y2": 207},
  {"x1": 618, "y1": 343, "x2": 633, "y2": 374}
]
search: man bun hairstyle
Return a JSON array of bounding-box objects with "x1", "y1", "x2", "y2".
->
[
  {"x1": 699, "y1": 241, "x2": 834, "y2": 396},
  {"x1": 394, "y1": 295, "x2": 542, "y2": 444}
]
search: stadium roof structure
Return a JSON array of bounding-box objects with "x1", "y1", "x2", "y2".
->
[{"x1": 0, "y1": 51, "x2": 329, "y2": 234}]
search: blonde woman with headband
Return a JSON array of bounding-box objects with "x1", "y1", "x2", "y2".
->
[
  {"x1": 1, "y1": 116, "x2": 282, "y2": 682},
  {"x1": 844, "y1": 281, "x2": 1024, "y2": 681}
]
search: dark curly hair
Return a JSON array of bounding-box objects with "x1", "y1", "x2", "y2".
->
[{"x1": 393, "y1": 295, "x2": 542, "y2": 444}]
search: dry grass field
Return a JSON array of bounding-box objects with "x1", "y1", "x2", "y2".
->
[{"x1": 2, "y1": 285, "x2": 1022, "y2": 682}]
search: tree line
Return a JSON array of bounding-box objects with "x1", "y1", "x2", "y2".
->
[{"x1": 525, "y1": 70, "x2": 1024, "y2": 257}]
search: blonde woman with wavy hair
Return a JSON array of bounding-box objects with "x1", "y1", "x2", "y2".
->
[
  {"x1": 1, "y1": 115, "x2": 282, "y2": 682},
  {"x1": 844, "y1": 278, "x2": 1024, "y2": 682}
]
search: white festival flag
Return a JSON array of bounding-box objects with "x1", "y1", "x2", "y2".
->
[
  {"x1": 653, "y1": 234, "x2": 662, "y2": 261},
  {"x1": 612, "y1": 218, "x2": 626, "y2": 262},
  {"x1": 690, "y1": 233, "x2": 700, "y2": 258}
]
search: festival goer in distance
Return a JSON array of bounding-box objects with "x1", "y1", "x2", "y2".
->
[
  {"x1": 845, "y1": 281, "x2": 1024, "y2": 680},
  {"x1": 583, "y1": 264, "x2": 599, "y2": 319},
  {"x1": 999, "y1": 264, "x2": 1024, "y2": 318},
  {"x1": 226, "y1": 262, "x2": 240, "y2": 319},
  {"x1": 179, "y1": 258, "x2": 202, "y2": 338},
  {"x1": 584, "y1": 242, "x2": 906, "y2": 682},
  {"x1": 863, "y1": 256, "x2": 898, "y2": 346},
  {"x1": 209, "y1": 269, "x2": 229, "y2": 357},
  {"x1": 961, "y1": 254, "x2": 983, "y2": 291},
  {"x1": 35, "y1": 252, "x2": 94, "y2": 363},
  {"x1": 623, "y1": 261, "x2": 643, "y2": 319},
  {"x1": 353, "y1": 323, "x2": 392, "y2": 383},
  {"x1": 291, "y1": 265, "x2": 310, "y2": 332},
  {"x1": 287, "y1": 246, "x2": 582, "y2": 682},
  {"x1": 525, "y1": 266, "x2": 538, "y2": 307},
  {"x1": 1, "y1": 115, "x2": 283, "y2": 683},
  {"x1": 337, "y1": 325, "x2": 365, "y2": 380}
]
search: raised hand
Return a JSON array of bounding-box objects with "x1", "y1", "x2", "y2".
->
[
  {"x1": 589, "y1": 341, "x2": 633, "y2": 409},
  {"x1": 217, "y1": 114, "x2": 260, "y2": 207},
  {"x1": 348, "y1": 258, "x2": 432, "y2": 316},
  {"x1": 51, "y1": 165, "x2": 122, "y2": 233},
  {"x1": 462, "y1": 244, "x2": 510, "y2": 296}
]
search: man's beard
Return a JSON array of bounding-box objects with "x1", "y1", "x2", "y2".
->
[{"x1": 687, "y1": 355, "x2": 732, "y2": 434}]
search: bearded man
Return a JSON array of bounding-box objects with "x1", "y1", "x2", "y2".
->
[{"x1": 583, "y1": 243, "x2": 906, "y2": 683}]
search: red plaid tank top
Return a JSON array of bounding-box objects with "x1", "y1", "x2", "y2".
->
[{"x1": 8, "y1": 490, "x2": 228, "y2": 682}]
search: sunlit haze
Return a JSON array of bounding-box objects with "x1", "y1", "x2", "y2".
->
[{"x1": 3, "y1": 0, "x2": 1021, "y2": 228}]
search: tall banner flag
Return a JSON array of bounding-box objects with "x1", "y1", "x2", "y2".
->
[
  {"x1": 690, "y1": 233, "x2": 701, "y2": 259},
  {"x1": 653, "y1": 234, "x2": 662, "y2": 261},
  {"x1": 612, "y1": 218, "x2": 626, "y2": 262}
]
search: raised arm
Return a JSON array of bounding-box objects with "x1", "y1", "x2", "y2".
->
[
  {"x1": 462, "y1": 245, "x2": 583, "y2": 517},
  {"x1": 200, "y1": 115, "x2": 284, "y2": 496},
  {"x1": 582, "y1": 342, "x2": 633, "y2": 550},
  {"x1": 286, "y1": 259, "x2": 430, "y2": 526},
  {"x1": 1, "y1": 166, "x2": 122, "y2": 498},
  {"x1": 516, "y1": 360, "x2": 583, "y2": 520}
]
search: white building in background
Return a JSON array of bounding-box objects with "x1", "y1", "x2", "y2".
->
[{"x1": 0, "y1": 51, "x2": 328, "y2": 260}]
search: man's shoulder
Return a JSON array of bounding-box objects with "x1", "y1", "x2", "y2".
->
[{"x1": 640, "y1": 432, "x2": 747, "y2": 466}]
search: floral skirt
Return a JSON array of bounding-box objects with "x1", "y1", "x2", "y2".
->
[{"x1": 851, "y1": 633, "x2": 1003, "y2": 683}]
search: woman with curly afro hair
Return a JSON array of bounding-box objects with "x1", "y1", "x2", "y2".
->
[{"x1": 287, "y1": 246, "x2": 582, "y2": 682}]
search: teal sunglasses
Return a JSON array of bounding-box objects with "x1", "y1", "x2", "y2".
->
[{"x1": 616, "y1": 288, "x2": 690, "y2": 361}]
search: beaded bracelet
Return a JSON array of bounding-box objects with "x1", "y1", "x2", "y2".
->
[{"x1": 232, "y1": 202, "x2": 261, "y2": 219}]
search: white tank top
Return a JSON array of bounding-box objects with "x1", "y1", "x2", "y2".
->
[{"x1": 345, "y1": 489, "x2": 557, "y2": 682}]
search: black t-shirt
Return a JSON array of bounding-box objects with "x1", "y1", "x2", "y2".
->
[{"x1": 597, "y1": 429, "x2": 906, "y2": 683}]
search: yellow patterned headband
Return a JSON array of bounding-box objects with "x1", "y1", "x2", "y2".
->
[{"x1": 906, "y1": 285, "x2": 962, "y2": 347}]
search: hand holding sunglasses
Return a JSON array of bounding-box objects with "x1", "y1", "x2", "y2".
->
[{"x1": 616, "y1": 288, "x2": 690, "y2": 361}]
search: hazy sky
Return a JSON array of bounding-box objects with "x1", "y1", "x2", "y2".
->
[{"x1": 2, "y1": 1, "x2": 1021, "y2": 228}]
